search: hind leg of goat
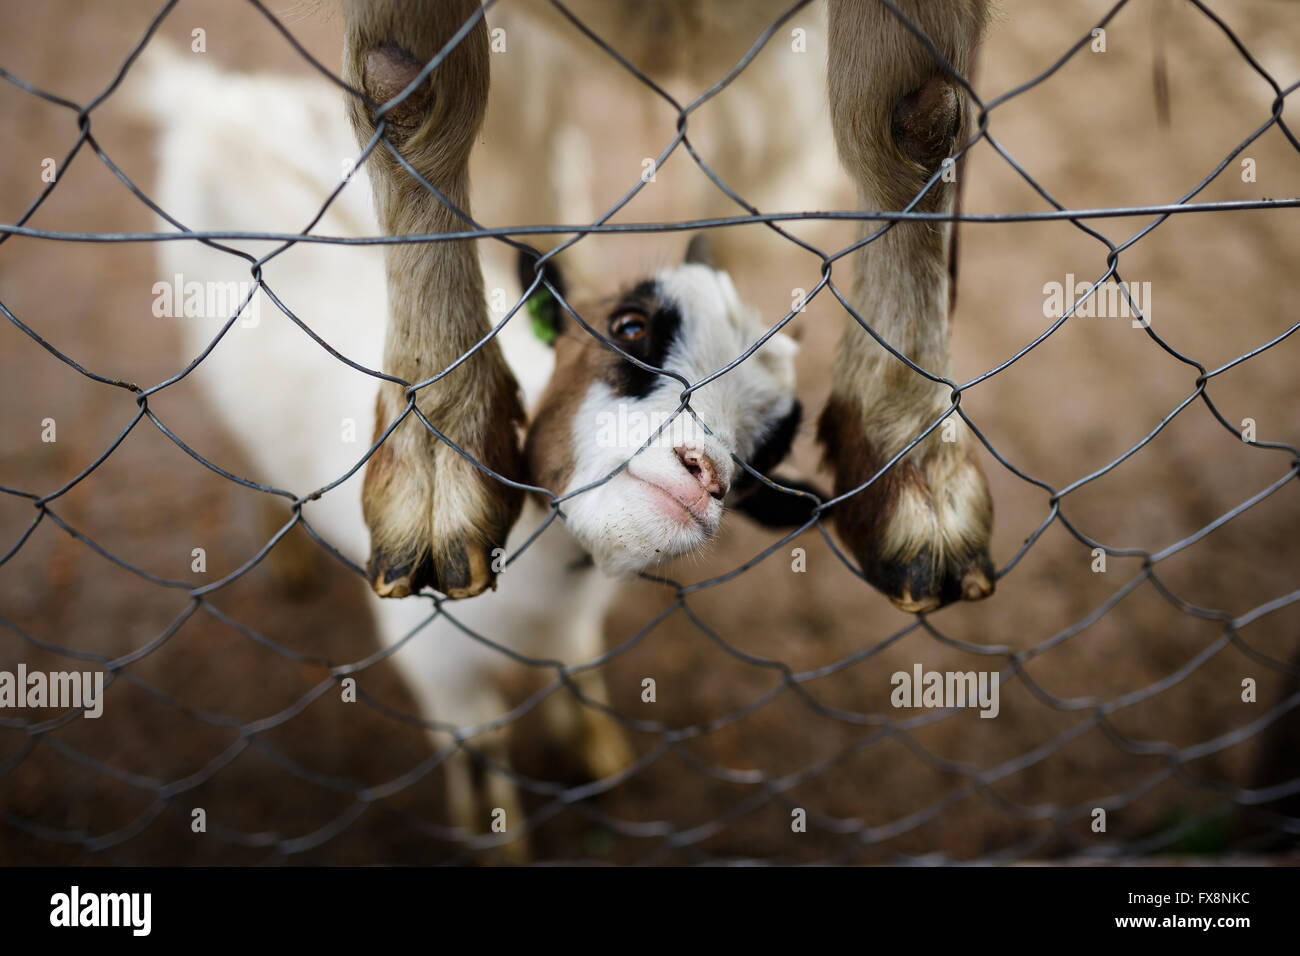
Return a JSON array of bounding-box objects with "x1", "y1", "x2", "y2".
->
[
  {"x1": 819, "y1": 0, "x2": 995, "y2": 613},
  {"x1": 543, "y1": 615, "x2": 634, "y2": 783},
  {"x1": 541, "y1": 668, "x2": 635, "y2": 785},
  {"x1": 436, "y1": 683, "x2": 531, "y2": 865}
]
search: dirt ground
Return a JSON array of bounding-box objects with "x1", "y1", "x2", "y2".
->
[{"x1": 1, "y1": 0, "x2": 1298, "y2": 864}]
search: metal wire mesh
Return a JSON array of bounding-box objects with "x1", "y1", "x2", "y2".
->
[{"x1": 1, "y1": 0, "x2": 1299, "y2": 865}]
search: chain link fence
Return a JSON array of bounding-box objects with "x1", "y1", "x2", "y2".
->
[{"x1": 1, "y1": 0, "x2": 1298, "y2": 864}]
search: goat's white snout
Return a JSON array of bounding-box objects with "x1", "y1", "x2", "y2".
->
[{"x1": 625, "y1": 440, "x2": 731, "y2": 530}]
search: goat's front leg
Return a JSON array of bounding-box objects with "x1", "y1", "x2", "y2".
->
[
  {"x1": 343, "y1": 0, "x2": 524, "y2": 599},
  {"x1": 818, "y1": 0, "x2": 994, "y2": 613}
]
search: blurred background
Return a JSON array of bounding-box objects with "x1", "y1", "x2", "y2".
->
[{"x1": 1, "y1": 0, "x2": 1298, "y2": 864}]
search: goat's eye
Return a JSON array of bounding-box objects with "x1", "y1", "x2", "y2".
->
[{"x1": 609, "y1": 311, "x2": 648, "y2": 343}]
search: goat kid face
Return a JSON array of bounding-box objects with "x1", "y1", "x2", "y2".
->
[{"x1": 524, "y1": 249, "x2": 803, "y2": 576}]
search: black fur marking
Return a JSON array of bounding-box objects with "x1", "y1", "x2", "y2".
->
[
  {"x1": 604, "y1": 280, "x2": 682, "y2": 399},
  {"x1": 734, "y1": 476, "x2": 824, "y2": 528},
  {"x1": 730, "y1": 402, "x2": 822, "y2": 527},
  {"x1": 747, "y1": 401, "x2": 802, "y2": 478}
]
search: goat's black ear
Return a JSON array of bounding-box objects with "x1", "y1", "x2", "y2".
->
[
  {"x1": 684, "y1": 233, "x2": 717, "y2": 269},
  {"x1": 733, "y1": 476, "x2": 826, "y2": 529},
  {"x1": 517, "y1": 248, "x2": 567, "y2": 346}
]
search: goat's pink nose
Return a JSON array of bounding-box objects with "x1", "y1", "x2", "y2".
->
[{"x1": 675, "y1": 446, "x2": 726, "y2": 500}]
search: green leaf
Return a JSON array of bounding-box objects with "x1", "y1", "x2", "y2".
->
[{"x1": 526, "y1": 287, "x2": 558, "y2": 345}]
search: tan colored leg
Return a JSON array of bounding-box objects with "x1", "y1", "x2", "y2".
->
[
  {"x1": 342, "y1": 0, "x2": 524, "y2": 600},
  {"x1": 819, "y1": 0, "x2": 995, "y2": 612}
]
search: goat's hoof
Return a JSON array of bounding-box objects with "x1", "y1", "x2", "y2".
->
[
  {"x1": 819, "y1": 397, "x2": 995, "y2": 613},
  {"x1": 362, "y1": 385, "x2": 525, "y2": 601},
  {"x1": 870, "y1": 543, "x2": 995, "y2": 614},
  {"x1": 367, "y1": 537, "x2": 499, "y2": 600}
]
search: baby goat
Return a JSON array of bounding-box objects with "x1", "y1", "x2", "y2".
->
[{"x1": 134, "y1": 50, "x2": 810, "y2": 860}]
